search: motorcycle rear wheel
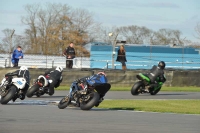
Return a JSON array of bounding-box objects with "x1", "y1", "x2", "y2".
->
[
  {"x1": 131, "y1": 81, "x2": 143, "y2": 95},
  {"x1": 58, "y1": 96, "x2": 70, "y2": 109},
  {"x1": 26, "y1": 84, "x2": 40, "y2": 98},
  {"x1": 1, "y1": 86, "x2": 17, "y2": 104},
  {"x1": 80, "y1": 92, "x2": 100, "y2": 110}
]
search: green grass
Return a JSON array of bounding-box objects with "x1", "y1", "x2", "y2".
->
[
  {"x1": 56, "y1": 86, "x2": 200, "y2": 114},
  {"x1": 57, "y1": 86, "x2": 200, "y2": 92},
  {"x1": 97, "y1": 100, "x2": 200, "y2": 114}
]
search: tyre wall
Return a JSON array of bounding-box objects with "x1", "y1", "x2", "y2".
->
[{"x1": 0, "y1": 68, "x2": 199, "y2": 87}]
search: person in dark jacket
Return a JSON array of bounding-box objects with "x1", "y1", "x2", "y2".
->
[
  {"x1": 5, "y1": 66, "x2": 30, "y2": 101},
  {"x1": 11, "y1": 46, "x2": 23, "y2": 67},
  {"x1": 146, "y1": 61, "x2": 166, "y2": 92},
  {"x1": 44, "y1": 66, "x2": 63, "y2": 95},
  {"x1": 63, "y1": 42, "x2": 76, "y2": 69},
  {"x1": 116, "y1": 45, "x2": 127, "y2": 70}
]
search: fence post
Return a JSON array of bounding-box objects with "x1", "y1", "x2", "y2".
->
[
  {"x1": 52, "y1": 59, "x2": 54, "y2": 68},
  {"x1": 106, "y1": 61, "x2": 108, "y2": 69},
  {"x1": 5, "y1": 58, "x2": 7, "y2": 67}
]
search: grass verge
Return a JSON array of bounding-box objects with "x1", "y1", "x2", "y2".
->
[
  {"x1": 57, "y1": 86, "x2": 200, "y2": 92},
  {"x1": 97, "y1": 100, "x2": 200, "y2": 114}
]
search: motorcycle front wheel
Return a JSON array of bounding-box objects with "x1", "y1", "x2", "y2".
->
[
  {"x1": 80, "y1": 92, "x2": 100, "y2": 110},
  {"x1": 150, "y1": 87, "x2": 161, "y2": 95},
  {"x1": 131, "y1": 81, "x2": 143, "y2": 95},
  {"x1": 1, "y1": 86, "x2": 17, "y2": 104},
  {"x1": 58, "y1": 96, "x2": 70, "y2": 109},
  {"x1": 26, "y1": 84, "x2": 40, "y2": 98}
]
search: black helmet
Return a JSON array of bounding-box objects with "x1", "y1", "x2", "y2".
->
[{"x1": 158, "y1": 61, "x2": 165, "y2": 69}]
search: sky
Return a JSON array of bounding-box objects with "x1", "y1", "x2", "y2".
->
[{"x1": 0, "y1": 0, "x2": 200, "y2": 42}]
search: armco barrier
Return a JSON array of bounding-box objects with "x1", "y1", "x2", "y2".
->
[{"x1": 0, "y1": 68, "x2": 200, "y2": 87}]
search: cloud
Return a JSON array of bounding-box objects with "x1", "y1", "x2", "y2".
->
[{"x1": 137, "y1": 2, "x2": 180, "y2": 9}]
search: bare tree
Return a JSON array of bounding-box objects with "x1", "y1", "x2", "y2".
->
[
  {"x1": 195, "y1": 22, "x2": 200, "y2": 40},
  {"x1": 21, "y1": 3, "x2": 97, "y2": 56},
  {"x1": 118, "y1": 25, "x2": 152, "y2": 44}
]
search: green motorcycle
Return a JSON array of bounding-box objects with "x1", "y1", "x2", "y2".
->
[{"x1": 131, "y1": 73, "x2": 164, "y2": 95}]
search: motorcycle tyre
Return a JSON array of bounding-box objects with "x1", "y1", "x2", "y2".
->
[
  {"x1": 131, "y1": 81, "x2": 143, "y2": 95},
  {"x1": 150, "y1": 87, "x2": 161, "y2": 95},
  {"x1": 80, "y1": 92, "x2": 100, "y2": 110},
  {"x1": 26, "y1": 84, "x2": 40, "y2": 98},
  {"x1": 58, "y1": 96, "x2": 70, "y2": 109},
  {"x1": 1, "y1": 86, "x2": 17, "y2": 104}
]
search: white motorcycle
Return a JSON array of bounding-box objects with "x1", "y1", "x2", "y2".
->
[{"x1": 0, "y1": 73, "x2": 27, "y2": 104}]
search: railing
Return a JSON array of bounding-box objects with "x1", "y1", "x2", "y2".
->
[{"x1": 1, "y1": 54, "x2": 200, "y2": 69}]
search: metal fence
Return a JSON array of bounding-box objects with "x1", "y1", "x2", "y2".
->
[
  {"x1": 1, "y1": 52, "x2": 200, "y2": 70},
  {"x1": 0, "y1": 54, "x2": 90, "y2": 68}
]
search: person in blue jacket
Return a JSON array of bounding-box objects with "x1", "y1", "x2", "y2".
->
[{"x1": 11, "y1": 46, "x2": 23, "y2": 67}]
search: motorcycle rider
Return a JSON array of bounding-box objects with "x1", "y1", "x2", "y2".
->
[
  {"x1": 5, "y1": 66, "x2": 30, "y2": 101},
  {"x1": 43, "y1": 66, "x2": 63, "y2": 95},
  {"x1": 74, "y1": 72, "x2": 110, "y2": 106},
  {"x1": 146, "y1": 61, "x2": 166, "y2": 92}
]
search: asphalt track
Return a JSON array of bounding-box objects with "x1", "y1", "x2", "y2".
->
[{"x1": 0, "y1": 91, "x2": 200, "y2": 133}]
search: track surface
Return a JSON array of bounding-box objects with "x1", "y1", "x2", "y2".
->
[{"x1": 0, "y1": 91, "x2": 200, "y2": 133}]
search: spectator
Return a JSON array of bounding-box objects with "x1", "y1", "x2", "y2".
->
[
  {"x1": 11, "y1": 46, "x2": 23, "y2": 67},
  {"x1": 116, "y1": 45, "x2": 127, "y2": 70},
  {"x1": 63, "y1": 42, "x2": 76, "y2": 69}
]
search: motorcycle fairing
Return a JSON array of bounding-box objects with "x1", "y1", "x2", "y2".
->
[
  {"x1": 12, "y1": 78, "x2": 26, "y2": 89},
  {"x1": 136, "y1": 73, "x2": 150, "y2": 82}
]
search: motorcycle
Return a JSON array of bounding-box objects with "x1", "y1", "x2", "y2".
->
[
  {"x1": 131, "y1": 73, "x2": 164, "y2": 95},
  {"x1": 0, "y1": 73, "x2": 27, "y2": 104},
  {"x1": 58, "y1": 73, "x2": 111, "y2": 110},
  {"x1": 26, "y1": 75, "x2": 50, "y2": 97}
]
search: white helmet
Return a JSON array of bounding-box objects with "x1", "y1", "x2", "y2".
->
[
  {"x1": 20, "y1": 66, "x2": 28, "y2": 71},
  {"x1": 56, "y1": 66, "x2": 63, "y2": 72}
]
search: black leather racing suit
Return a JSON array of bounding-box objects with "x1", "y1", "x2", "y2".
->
[
  {"x1": 44, "y1": 69, "x2": 62, "y2": 95},
  {"x1": 146, "y1": 65, "x2": 166, "y2": 90}
]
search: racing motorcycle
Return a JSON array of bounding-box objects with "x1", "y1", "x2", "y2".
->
[
  {"x1": 26, "y1": 75, "x2": 50, "y2": 97},
  {"x1": 0, "y1": 73, "x2": 27, "y2": 104},
  {"x1": 58, "y1": 72, "x2": 111, "y2": 110},
  {"x1": 131, "y1": 73, "x2": 164, "y2": 95}
]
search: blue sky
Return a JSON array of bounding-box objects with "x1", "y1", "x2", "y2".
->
[{"x1": 0, "y1": 0, "x2": 200, "y2": 42}]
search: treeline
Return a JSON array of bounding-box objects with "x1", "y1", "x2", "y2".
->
[{"x1": 0, "y1": 3, "x2": 199, "y2": 55}]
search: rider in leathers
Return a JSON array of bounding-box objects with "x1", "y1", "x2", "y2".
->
[
  {"x1": 5, "y1": 66, "x2": 30, "y2": 101},
  {"x1": 146, "y1": 61, "x2": 166, "y2": 91},
  {"x1": 44, "y1": 66, "x2": 63, "y2": 95}
]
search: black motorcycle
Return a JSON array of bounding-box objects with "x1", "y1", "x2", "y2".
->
[
  {"x1": 58, "y1": 73, "x2": 110, "y2": 110},
  {"x1": 131, "y1": 73, "x2": 164, "y2": 95}
]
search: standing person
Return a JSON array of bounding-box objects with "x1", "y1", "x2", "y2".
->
[
  {"x1": 63, "y1": 42, "x2": 76, "y2": 69},
  {"x1": 116, "y1": 45, "x2": 127, "y2": 70},
  {"x1": 11, "y1": 46, "x2": 23, "y2": 67}
]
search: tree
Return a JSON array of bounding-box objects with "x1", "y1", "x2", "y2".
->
[
  {"x1": 21, "y1": 3, "x2": 99, "y2": 56},
  {"x1": 117, "y1": 25, "x2": 152, "y2": 44},
  {"x1": 195, "y1": 22, "x2": 200, "y2": 40}
]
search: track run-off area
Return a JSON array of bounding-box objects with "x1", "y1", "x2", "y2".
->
[{"x1": 0, "y1": 91, "x2": 200, "y2": 133}]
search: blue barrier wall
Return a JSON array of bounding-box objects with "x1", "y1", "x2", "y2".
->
[{"x1": 90, "y1": 44, "x2": 200, "y2": 69}]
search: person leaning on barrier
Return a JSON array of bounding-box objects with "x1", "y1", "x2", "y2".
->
[
  {"x1": 11, "y1": 46, "x2": 24, "y2": 67},
  {"x1": 63, "y1": 42, "x2": 76, "y2": 69}
]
